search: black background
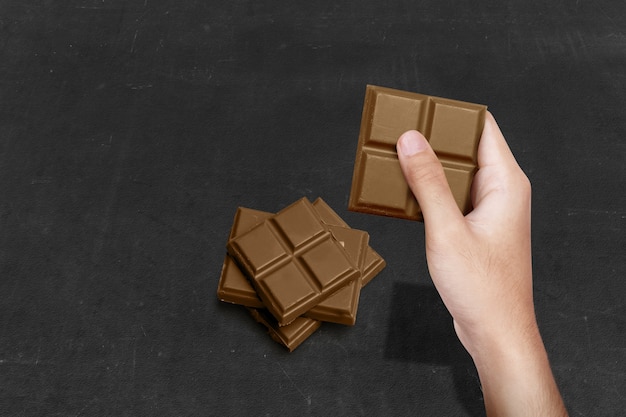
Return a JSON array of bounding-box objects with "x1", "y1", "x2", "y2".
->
[{"x1": 1, "y1": 1, "x2": 625, "y2": 416}]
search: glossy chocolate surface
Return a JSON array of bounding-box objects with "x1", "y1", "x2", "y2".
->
[
  {"x1": 218, "y1": 198, "x2": 385, "y2": 327},
  {"x1": 247, "y1": 308, "x2": 322, "y2": 352},
  {"x1": 227, "y1": 198, "x2": 360, "y2": 326},
  {"x1": 349, "y1": 85, "x2": 487, "y2": 221},
  {"x1": 312, "y1": 198, "x2": 386, "y2": 286},
  {"x1": 217, "y1": 208, "x2": 272, "y2": 308},
  {"x1": 304, "y1": 225, "x2": 367, "y2": 325}
]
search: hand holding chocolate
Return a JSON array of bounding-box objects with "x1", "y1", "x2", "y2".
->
[{"x1": 349, "y1": 85, "x2": 486, "y2": 221}]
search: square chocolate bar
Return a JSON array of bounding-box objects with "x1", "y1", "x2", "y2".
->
[
  {"x1": 247, "y1": 308, "x2": 321, "y2": 352},
  {"x1": 349, "y1": 85, "x2": 487, "y2": 221},
  {"x1": 227, "y1": 198, "x2": 360, "y2": 326},
  {"x1": 218, "y1": 199, "x2": 386, "y2": 326}
]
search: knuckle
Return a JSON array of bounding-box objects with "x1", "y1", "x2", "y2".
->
[{"x1": 407, "y1": 157, "x2": 444, "y2": 186}]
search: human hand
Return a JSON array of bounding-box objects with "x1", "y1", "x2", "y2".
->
[
  {"x1": 396, "y1": 112, "x2": 567, "y2": 416},
  {"x1": 397, "y1": 111, "x2": 533, "y2": 354}
]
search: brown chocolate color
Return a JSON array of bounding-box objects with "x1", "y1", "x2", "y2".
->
[
  {"x1": 227, "y1": 198, "x2": 361, "y2": 326},
  {"x1": 303, "y1": 224, "x2": 367, "y2": 325},
  {"x1": 247, "y1": 308, "x2": 321, "y2": 352},
  {"x1": 349, "y1": 85, "x2": 487, "y2": 221},
  {"x1": 311, "y1": 197, "x2": 386, "y2": 287},
  {"x1": 217, "y1": 207, "x2": 271, "y2": 309},
  {"x1": 217, "y1": 199, "x2": 384, "y2": 325}
]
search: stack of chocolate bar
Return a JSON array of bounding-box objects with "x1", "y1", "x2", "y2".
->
[{"x1": 217, "y1": 197, "x2": 386, "y2": 351}]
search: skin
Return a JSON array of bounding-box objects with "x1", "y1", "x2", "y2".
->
[{"x1": 396, "y1": 112, "x2": 568, "y2": 416}]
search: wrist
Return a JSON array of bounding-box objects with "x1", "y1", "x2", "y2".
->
[
  {"x1": 454, "y1": 311, "x2": 541, "y2": 363},
  {"x1": 468, "y1": 320, "x2": 546, "y2": 377},
  {"x1": 457, "y1": 321, "x2": 567, "y2": 416}
]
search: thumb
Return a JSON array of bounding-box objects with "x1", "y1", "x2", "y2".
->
[{"x1": 397, "y1": 130, "x2": 464, "y2": 228}]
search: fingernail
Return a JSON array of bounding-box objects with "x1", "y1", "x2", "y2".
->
[{"x1": 397, "y1": 131, "x2": 427, "y2": 156}]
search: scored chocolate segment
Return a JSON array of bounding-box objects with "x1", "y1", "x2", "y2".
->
[
  {"x1": 361, "y1": 246, "x2": 386, "y2": 287},
  {"x1": 227, "y1": 197, "x2": 360, "y2": 326},
  {"x1": 349, "y1": 85, "x2": 487, "y2": 221},
  {"x1": 247, "y1": 308, "x2": 321, "y2": 352},
  {"x1": 304, "y1": 225, "x2": 368, "y2": 325},
  {"x1": 217, "y1": 208, "x2": 272, "y2": 308},
  {"x1": 311, "y1": 197, "x2": 386, "y2": 287},
  {"x1": 218, "y1": 256, "x2": 265, "y2": 308},
  {"x1": 310, "y1": 197, "x2": 350, "y2": 227},
  {"x1": 426, "y1": 97, "x2": 484, "y2": 162}
]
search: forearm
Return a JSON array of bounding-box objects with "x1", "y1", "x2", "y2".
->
[{"x1": 467, "y1": 324, "x2": 568, "y2": 417}]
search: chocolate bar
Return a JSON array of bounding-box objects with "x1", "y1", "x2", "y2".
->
[
  {"x1": 218, "y1": 199, "x2": 385, "y2": 326},
  {"x1": 247, "y1": 308, "x2": 321, "y2": 352},
  {"x1": 311, "y1": 198, "x2": 386, "y2": 287},
  {"x1": 217, "y1": 207, "x2": 271, "y2": 309},
  {"x1": 304, "y1": 224, "x2": 367, "y2": 325},
  {"x1": 227, "y1": 198, "x2": 361, "y2": 326},
  {"x1": 349, "y1": 85, "x2": 487, "y2": 221}
]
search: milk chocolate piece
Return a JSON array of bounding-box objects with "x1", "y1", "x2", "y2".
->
[
  {"x1": 227, "y1": 198, "x2": 360, "y2": 326},
  {"x1": 349, "y1": 85, "x2": 487, "y2": 221},
  {"x1": 217, "y1": 208, "x2": 271, "y2": 308},
  {"x1": 218, "y1": 207, "x2": 322, "y2": 351},
  {"x1": 303, "y1": 225, "x2": 367, "y2": 325},
  {"x1": 312, "y1": 198, "x2": 386, "y2": 287},
  {"x1": 218, "y1": 199, "x2": 385, "y2": 325},
  {"x1": 248, "y1": 308, "x2": 321, "y2": 352}
]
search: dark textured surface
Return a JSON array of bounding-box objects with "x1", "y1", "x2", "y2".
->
[{"x1": 1, "y1": 1, "x2": 624, "y2": 416}]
